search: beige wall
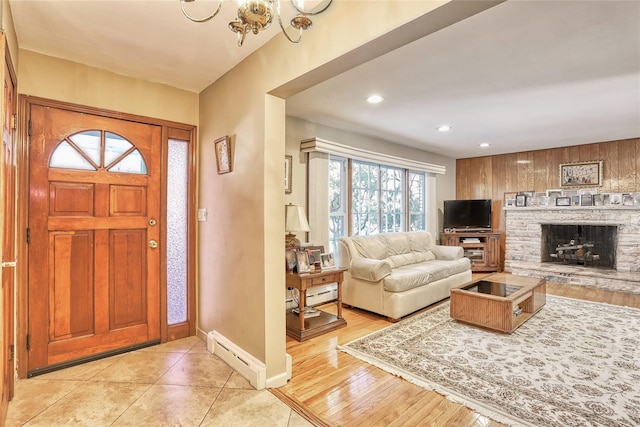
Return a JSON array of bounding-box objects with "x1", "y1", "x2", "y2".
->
[
  {"x1": 17, "y1": 50, "x2": 199, "y2": 125},
  {"x1": 197, "y1": 0, "x2": 499, "y2": 383}
]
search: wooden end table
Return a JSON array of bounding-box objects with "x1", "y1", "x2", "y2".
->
[
  {"x1": 285, "y1": 268, "x2": 347, "y2": 341},
  {"x1": 450, "y1": 273, "x2": 546, "y2": 333}
]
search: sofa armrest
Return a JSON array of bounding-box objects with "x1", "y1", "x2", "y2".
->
[
  {"x1": 350, "y1": 258, "x2": 392, "y2": 282},
  {"x1": 432, "y1": 244, "x2": 464, "y2": 260}
]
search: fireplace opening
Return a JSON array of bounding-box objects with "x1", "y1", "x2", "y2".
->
[{"x1": 541, "y1": 224, "x2": 617, "y2": 270}]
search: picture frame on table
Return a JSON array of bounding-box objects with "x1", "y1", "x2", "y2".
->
[
  {"x1": 320, "y1": 253, "x2": 335, "y2": 269},
  {"x1": 285, "y1": 248, "x2": 297, "y2": 272},
  {"x1": 555, "y1": 196, "x2": 571, "y2": 207},
  {"x1": 295, "y1": 251, "x2": 311, "y2": 273},
  {"x1": 515, "y1": 194, "x2": 526, "y2": 207},
  {"x1": 592, "y1": 194, "x2": 604, "y2": 206},
  {"x1": 559, "y1": 160, "x2": 603, "y2": 188},
  {"x1": 285, "y1": 155, "x2": 293, "y2": 194},
  {"x1": 622, "y1": 193, "x2": 634, "y2": 206},
  {"x1": 214, "y1": 135, "x2": 232, "y2": 174}
]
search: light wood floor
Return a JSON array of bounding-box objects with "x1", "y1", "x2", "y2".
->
[{"x1": 273, "y1": 273, "x2": 640, "y2": 427}]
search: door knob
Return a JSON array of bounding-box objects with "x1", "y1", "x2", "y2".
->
[
  {"x1": 149, "y1": 218, "x2": 157, "y2": 226},
  {"x1": 148, "y1": 240, "x2": 158, "y2": 249}
]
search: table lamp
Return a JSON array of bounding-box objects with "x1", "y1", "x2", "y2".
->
[{"x1": 285, "y1": 203, "x2": 310, "y2": 248}]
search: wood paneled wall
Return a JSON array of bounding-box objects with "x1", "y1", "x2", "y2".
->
[{"x1": 456, "y1": 137, "x2": 640, "y2": 231}]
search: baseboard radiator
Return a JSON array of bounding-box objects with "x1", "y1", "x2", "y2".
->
[{"x1": 207, "y1": 331, "x2": 266, "y2": 390}]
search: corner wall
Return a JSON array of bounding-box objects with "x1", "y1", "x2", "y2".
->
[{"x1": 196, "y1": 0, "x2": 502, "y2": 385}]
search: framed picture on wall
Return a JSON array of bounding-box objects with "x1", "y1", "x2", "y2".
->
[
  {"x1": 214, "y1": 136, "x2": 232, "y2": 174},
  {"x1": 559, "y1": 160, "x2": 603, "y2": 188},
  {"x1": 285, "y1": 155, "x2": 293, "y2": 194}
]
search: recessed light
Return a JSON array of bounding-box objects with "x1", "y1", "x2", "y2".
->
[
  {"x1": 437, "y1": 125, "x2": 451, "y2": 132},
  {"x1": 366, "y1": 95, "x2": 384, "y2": 104},
  {"x1": 480, "y1": 143, "x2": 490, "y2": 148}
]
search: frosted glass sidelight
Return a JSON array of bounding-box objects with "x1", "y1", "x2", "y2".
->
[
  {"x1": 166, "y1": 139, "x2": 188, "y2": 325},
  {"x1": 49, "y1": 140, "x2": 97, "y2": 170}
]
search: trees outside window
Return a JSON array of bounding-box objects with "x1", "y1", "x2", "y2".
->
[{"x1": 329, "y1": 155, "x2": 426, "y2": 242}]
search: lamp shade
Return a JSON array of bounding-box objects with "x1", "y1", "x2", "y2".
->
[{"x1": 285, "y1": 203, "x2": 310, "y2": 233}]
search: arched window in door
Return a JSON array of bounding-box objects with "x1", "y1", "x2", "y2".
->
[{"x1": 49, "y1": 130, "x2": 147, "y2": 174}]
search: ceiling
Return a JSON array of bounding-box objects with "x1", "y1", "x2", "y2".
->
[{"x1": 9, "y1": 1, "x2": 640, "y2": 159}]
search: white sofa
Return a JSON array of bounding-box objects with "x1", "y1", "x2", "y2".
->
[{"x1": 337, "y1": 231, "x2": 472, "y2": 321}]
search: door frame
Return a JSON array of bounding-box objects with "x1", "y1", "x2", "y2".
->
[
  {"x1": 16, "y1": 96, "x2": 197, "y2": 378},
  {"x1": 0, "y1": 34, "x2": 17, "y2": 421}
]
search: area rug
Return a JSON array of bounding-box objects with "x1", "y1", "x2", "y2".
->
[{"x1": 338, "y1": 296, "x2": 640, "y2": 427}]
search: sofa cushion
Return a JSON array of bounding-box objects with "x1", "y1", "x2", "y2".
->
[
  {"x1": 406, "y1": 231, "x2": 434, "y2": 252},
  {"x1": 351, "y1": 235, "x2": 389, "y2": 260},
  {"x1": 383, "y1": 233, "x2": 411, "y2": 255},
  {"x1": 383, "y1": 258, "x2": 471, "y2": 293},
  {"x1": 386, "y1": 250, "x2": 435, "y2": 268}
]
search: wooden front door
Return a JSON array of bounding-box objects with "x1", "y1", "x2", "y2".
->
[
  {"x1": 1, "y1": 38, "x2": 17, "y2": 418},
  {"x1": 28, "y1": 105, "x2": 161, "y2": 373}
]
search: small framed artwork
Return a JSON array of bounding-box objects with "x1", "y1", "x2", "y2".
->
[
  {"x1": 285, "y1": 248, "x2": 297, "y2": 272},
  {"x1": 504, "y1": 192, "x2": 517, "y2": 207},
  {"x1": 559, "y1": 160, "x2": 603, "y2": 188},
  {"x1": 214, "y1": 136, "x2": 232, "y2": 174},
  {"x1": 321, "y1": 253, "x2": 335, "y2": 269},
  {"x1": 571, "y1": 195, "x2": 581, "y2": 206},
  {"x1": 309, "y1": 249, "x2": 322, "y2": 268},
  {"x1": 285, "y1": 155, "x2": 293, "y2": 194},
  {"x1": 592, "y1": 194, "x2": 604, "y2": 206},
  {"x1": 555, "y1": 196, "x2": 571, "y2": 206},
  {"x1": 296, "y1": 251, "x2": 310, "y2": 273},
  {"x1": 515, "y1": 194, "x2": 526, "y2": 207},
  {"x1": 610, "y1": 193, "x2": 622, "y2": 205},
  {"x1": 622, "y1": 193, "x2": 634, "y2": 206},
  {"x1": 580, "y1": 194, "x2": 593, "y2": 206}
]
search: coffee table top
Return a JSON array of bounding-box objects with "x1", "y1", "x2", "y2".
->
[{"x1": 452, "y1": 273, "x2": 545, "y2": 302}]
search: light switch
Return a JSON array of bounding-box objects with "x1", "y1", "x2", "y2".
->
[{"x1": 197, "y1": 208, "x2": 208, "y2": 222}]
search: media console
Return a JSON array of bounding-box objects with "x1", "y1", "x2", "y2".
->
[{"x1": 440, "y1": 231, "x2": 503, "y2": 272}]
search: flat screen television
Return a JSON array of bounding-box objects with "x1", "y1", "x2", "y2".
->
[{"x1": 443, "y1": 199, "x2": 492, "y2": 231}]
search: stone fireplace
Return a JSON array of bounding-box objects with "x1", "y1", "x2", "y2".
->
[{"x1": 505, "y1": 206, "x2": 640, "y2": 293}]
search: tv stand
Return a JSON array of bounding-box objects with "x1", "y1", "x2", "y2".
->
[{"x1": 440, "y1": 231, "x2": 502, "y2": 272}]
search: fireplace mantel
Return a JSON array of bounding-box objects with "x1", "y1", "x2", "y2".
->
[{"x1": 504, "y1": 206, "x2": 640, "y2": 293}]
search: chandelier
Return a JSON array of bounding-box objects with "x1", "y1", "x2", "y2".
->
[{"x1": 180, "y1": 0, "x2": 333, "y2": 47}]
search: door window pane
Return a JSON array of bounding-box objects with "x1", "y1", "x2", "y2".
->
[
  {"x1": 104, "y1": 132, "x2": 133, "y2": 166},
  {"x1": 108, "y1": 149, "x2": 147, "y2": 174},
  {"x1": 166, "y1": 139, "x2": 188, "y2": 325},
  {"x1": 49, "y1": 140, "x2": 96, "y2": 171},
  {"x1": 69, "y1": 130, "x2": 101, "y2": 165}
]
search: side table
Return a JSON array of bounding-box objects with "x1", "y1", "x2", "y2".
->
[{"x1": 285, "y1": 268, "x2": 347, "y2": 341}]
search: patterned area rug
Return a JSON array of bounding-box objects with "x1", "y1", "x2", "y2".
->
[{"x1": 338, "y1": 296, "x2": 640, "y2": 427}]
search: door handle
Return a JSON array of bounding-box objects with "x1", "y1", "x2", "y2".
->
[
  {"x1": 148, "y1": 240, "x2": 158, "y2": 249},
  {"x1": 1, "y1": 261, "x2": 16, "y2": 268}
]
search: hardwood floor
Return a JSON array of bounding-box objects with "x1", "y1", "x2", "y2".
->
[{"x1": 274, "y1": 273, "x2": 640, "y2": 427}]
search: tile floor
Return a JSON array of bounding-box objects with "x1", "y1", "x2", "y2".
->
[{"x1": 6, "y1": 336, "x2": 311, "y2": 426}]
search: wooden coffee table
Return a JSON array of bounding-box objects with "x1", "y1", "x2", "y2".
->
[{"x1": 450, "y1": 273, "x2": 546, "y2": 333}]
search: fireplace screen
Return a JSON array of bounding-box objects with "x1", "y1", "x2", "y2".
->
[{"x1": 541, "y1": 224, "x2": 617, "y2": 269}]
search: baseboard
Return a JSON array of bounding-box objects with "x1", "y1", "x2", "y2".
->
[
  {"x1": 266, "y1": 353, "x2": 292, "y2": 388},
  {"x1": 207, "y1": 331, "x2": 266, "y2": 390}
]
